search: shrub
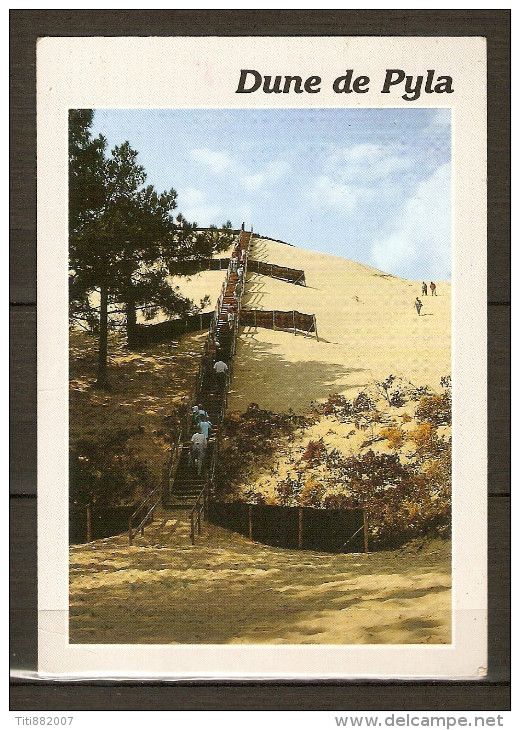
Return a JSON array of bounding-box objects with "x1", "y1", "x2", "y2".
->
[
  {"x1": 352, "y1": 391, "x2": 374, "y2": 413},
  {"x1": 415, "y1": 392, "x2": 451, "y2": 426},
  {"x1": 440, "y1": 375, "x2": 452, "y2": 390},
  {"x1": 408, "y1": 423, "x2": 435, "y2": 455},
  {"x1": 275, "y1": 475, "x2": 303, "y2": 506},
  {"x1": 342, "y1": 450, "x2": 409, "y2": 493},
  {"x1": 217, "y1": 405, "x2": 311, "y2": 496},
  {"x1": 380, "y1": 425, "x2": 405, "y2": 449},
  {"x1": 300, "y1": 477, "x2": 326, "y2": 507},
  {"x1": 242, "y1": 487, "x2": 266, "y2": 505},
  {"x1": 302, "y1": 438, "x2": 326, "y2": 465},
  {"x1": 322, "y1": 393, "x2": 349, "y2": 416},
  {"x1": 375, "y1": 375, "x2": 405, "y2": 406},
  {"x1": 70, "y1": 431, "x2": 154, "y2": 507},
  {"x1": 322, "y1": 492, "x2": 357, "y2": 510},
  {"x1": 408, "y1": 385, "x2": 433, "y2": 401}
]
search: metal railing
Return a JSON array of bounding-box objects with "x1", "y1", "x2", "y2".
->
[
  {"x1": 189, "y1": 440, "x2": 219, "y2": 545},
  {"x1": 187, "y1": 229, "x2": 252, "y2": 544},
  {"x1": 128, "y1": 484, "x2": 163, "y2": 545}
]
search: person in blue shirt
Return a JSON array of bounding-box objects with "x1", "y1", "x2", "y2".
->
[
  {"x1": 192, "y1": 404, "x2": 208, "y2": 427},
  {"x1": 198, "y1": 417, "x2": 212, "y2": 441}
]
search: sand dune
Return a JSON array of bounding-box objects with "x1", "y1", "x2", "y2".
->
[
  {"x1": 69, "y1": 515, "x2": 451, "y2": 645},
  {"x1": 229, "y1": 238, "x2": 451, "y2": 413}
]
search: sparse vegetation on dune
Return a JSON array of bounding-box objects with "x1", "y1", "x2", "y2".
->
[
  {"x1": 69, "y1": 329, "x2": 206, "y2": 508},
  {"x1": 218, "y1": 376, "x2": 451, "y2": 548}
]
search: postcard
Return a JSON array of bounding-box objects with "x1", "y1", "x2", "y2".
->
[{"x1": 37, "y1": 36, "x2": 487, "y2": 679}]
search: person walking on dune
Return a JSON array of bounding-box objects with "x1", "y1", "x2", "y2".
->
[
  {"x1": 430, "y1": 281, "x2": 437, "y2": 296},
  {"x1": 227, "y1": 307, "x2": 235, "y2": 331},
  {"x1": 213, "y1": 359, "x2": 228, "y2": 391},
  {"x1": 415, "y1": 297, "x2": 423, "y2": 316},
  {"x1": 192, "y1": 404, "x2": 208, "y2": 427},
  {"x1": 190, "y1": 431, "x2": 207, "y2": 476},
  {"x1": 198, "y1": 416, "x2": 212, "y2": 441},
  {"x1": 422, "y1": 282, "x2": 428, "y2": 296}
]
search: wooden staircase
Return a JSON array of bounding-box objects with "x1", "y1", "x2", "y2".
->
[{"x1": 163, "y1": 230, "x2": 252, "y2": 511}]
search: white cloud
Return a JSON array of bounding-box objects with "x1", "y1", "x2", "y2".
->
[
  {"x1": 307, "y1": 143, "x2": 414, "y2": 216},
  {"x1": 308, "y1": 175, "x2": 359, "y2": 215},
  {"x1": 243, "y1": 173, "x2": 265, "y2": 192},
  {"x1": 181, "y1": 187, "x2": 204, "y2": 207},
  {"x1": 370, "y1": 163, "x2": 452, "y2": 279},
  {"x1": 190, "y1": 147, "x2": 234, "y2": 174},
  {"x1": 190, "y1": 145, "x2": 290, "y2": 197},
  {"x1": 428, "y1": 108, "x2": 452, "y2": 131},
  {"x1": 179, "y1": 188, "x2": 223, "y2": 226},
  {"x1": 328, "y1": 143, "x2": 413, "y2": 185},
  {"x1": 183, "y1": 204, "x2": 223, "y2": 226}
]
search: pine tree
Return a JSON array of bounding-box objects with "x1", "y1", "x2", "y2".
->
[{"x1": 69, "y1": 111, "x2": 234, "y2": 386}]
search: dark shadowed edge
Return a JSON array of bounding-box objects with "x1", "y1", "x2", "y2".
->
[{"x1": 9, "y1": 8, "x2": 510, "y2": 711}]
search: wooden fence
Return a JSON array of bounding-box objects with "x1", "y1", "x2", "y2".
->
[
  {"x1": 239, "y1": 308, "x2": 318, "y2": 338},
  {"x1": 247, "y1": 259, "x2": 306, "y2": 286},
  {"x1": 130, "y1": 311, "x2": 215, "y2": 347},
  {"x1": 69, "y1": 505, "x2": 137, "y2": 544},
  {"x1": 208, "y1": 502, "x2": 367, "y2": 553}
]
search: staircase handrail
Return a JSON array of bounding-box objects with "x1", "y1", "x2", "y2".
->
[
  {"x1": 128, "y1": 484, "x2": 163, "y2": 545},
  {"x1": 189, "y1": 483, "x2": 209, "y2": 545},
  {"x1": 164, "y1": 231, "x2": 240, "y2": 503}
]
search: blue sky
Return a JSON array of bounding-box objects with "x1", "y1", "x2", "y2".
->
[{"x1": 91, "y1": 108, "x2": 451, "y2": 280}]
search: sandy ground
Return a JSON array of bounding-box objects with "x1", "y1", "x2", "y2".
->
[
  {"x1": 69, "y1": 513, "x2": 451, "y2": 645},
  {"x1": 229, "y1": 238, "x2": 451, "y2": 413},
  {"x1": 70, "y1": 239, "x2": 452, "y2": 645},
  {"x1": 87, "y1": 268, "x2": 228, "y2": 325}
]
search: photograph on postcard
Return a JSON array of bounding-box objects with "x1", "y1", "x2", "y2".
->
[
  {"x1": 37, "y1": 36, "x2": 487, "y2": 678},
  {"x1": 67, "y1": 107, "x2": 452, "y2": 646}
]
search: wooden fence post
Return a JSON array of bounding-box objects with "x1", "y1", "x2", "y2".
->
[
  {"x1": 248, "y1": 505, "x2": 253, "y2": 541},
  {"x1": 298, "y1": 508, "x2": 303, "y2": 549},
  {"x1": 292, "y1": 310, "x2": 296, "y2": 336},
  {"x1": 86, "y1": 505, "x2": 92, "y2": 543},
  {"x1": 363, "y1": 509, "x2": 369, "y2": 553},
  {"x1": 272, "y1": 311, "x2": 276, "y2": 330}
]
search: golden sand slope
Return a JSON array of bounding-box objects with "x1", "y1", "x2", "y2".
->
[
  {"x1": 69, "y1": 516, "x2": 450, "y2": 645},
  {"x1": 229, "y1": 238, "x2": 451, "y2": 413}
]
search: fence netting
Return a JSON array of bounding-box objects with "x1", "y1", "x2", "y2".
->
[
  {"x1": 132, "y1": 311, "x2": 215, "y2": 346},
  {"x1": 69, "y1": 505, "x2": 137, "y2": 544},
  {"x1": 240, "y1": 308, "x2": 316, "y2": 335},
  {"x1": 247, "y1": 259, "x2": 306, "y2": 285},
  {"x1": 207, "y1": 502, "x2": 365, "y2": 552}
]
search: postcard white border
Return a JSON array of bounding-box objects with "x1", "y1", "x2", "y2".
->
[{"x1": 37, "y1": 36, "x2": 487, "y2": 679}]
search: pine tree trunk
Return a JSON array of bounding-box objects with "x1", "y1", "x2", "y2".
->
[
  {"x1": 97, "y1": 283, "x2": 108, "y2": 387},
  {"x1": 126, "y1": 295, "x2": 138, "y2": 349}
]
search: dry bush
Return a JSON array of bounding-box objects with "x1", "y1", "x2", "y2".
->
[
  {"x1": 408, "y1": 422, "x2": 440, "y2": 456},
  {"x1": 415, "y1": 392, "x2": 451, "y2": 426},
  {"x1": 275, "y1": 475, "x2": 303, "y2": 506},
  {"x1": 380, "y1": 425, "x2": 405, "y2": 449},
  {"x1": 320, "y1": 447, "x2": 451, "y2": 546},
  {"x1": 302, "y1": 438, "x2": 326, "y2": 465},
  {"x1": 216, "y1": 404, "x2": 311, "y2": 497},
  {"x1": 300, "y1": 477, "x2": 326, "y2": 507}
]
